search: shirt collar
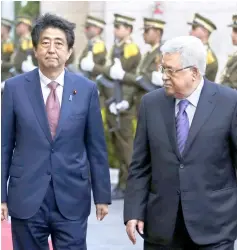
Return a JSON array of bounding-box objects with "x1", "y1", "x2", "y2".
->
[
  {"x1": 149, "y1": 43, "x2": 160, "y2": 53},
  {"x1": 91, "y1": 35, "x2": 100, "y2": 43},
  {"x1": 176, "y1": 78, "x2": 204, "y2": 108},
  {"x1": 38, "y1": 69, "x2": 65, "y2": 87}
]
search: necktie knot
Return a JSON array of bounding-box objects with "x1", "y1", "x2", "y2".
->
[
  {"x1": 48, "y1": 81, "x2": 58, "y2": 91},
  {"x1": 178, "y1": 99, "x2": 189, "y2": 114}
]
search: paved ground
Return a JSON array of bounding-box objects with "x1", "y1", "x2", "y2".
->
[
  {"x1": 2, "y1": 199, "x2": 237, "y2": 250},
  {"x1": 87, "y1": 199, "x2": 237, "y2": 250},
  {"x1": 87, "y1": 199, "x2": 143, "y2": 250}
]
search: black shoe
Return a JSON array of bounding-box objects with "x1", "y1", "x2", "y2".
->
[{"x1": 111, "y1": 187, "x2": 125, "y2": 200}]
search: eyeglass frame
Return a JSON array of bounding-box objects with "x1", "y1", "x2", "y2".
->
[{"x1": 158, "y1": 65, "x2": 194, "y2": 77}]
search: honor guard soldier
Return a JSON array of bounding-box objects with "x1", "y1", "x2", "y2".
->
[
  {"x1": 11, "y1": 16, "x2": 37, "y2": 74},
  {"x1": 188, "y1": 13, "x2": 218, "y2": 81},
  {"x1": 114, "y1": 17, "x2": 166, "y2": 114},
  {"x1": 79, "y1": 15, "x2": 107, "y2": 81},
  {"x1": 99, "y1": 14, "x2": 141, "y2": 199},
  {"x1": 1, "y1": 18, "x2": 14, "y2": 83},
  {"x1": 220, "y1": 14, "x2": 237, "y2": 89}
]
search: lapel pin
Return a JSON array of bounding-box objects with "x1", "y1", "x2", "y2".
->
[{"x1": 69, "y1": 90, "x2": 77, "y2": 101}]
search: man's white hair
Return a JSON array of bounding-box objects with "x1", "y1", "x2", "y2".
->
[{"x1": 160, "y1": 36, "x2": 207, "y2": 76}]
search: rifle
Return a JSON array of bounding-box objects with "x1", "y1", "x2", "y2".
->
[
  {"x1": 107, "y1": 46, "x2": 123, "y2": 132},
  {"x1": 135, "y1": 75, "x2": 159, "y2": 92},
  {"x1": 66, "y1": 64, "x2": 83, "y2": 76},
  {"x1": 8, "y1": 67, "x2": 19, "y2": 77}
]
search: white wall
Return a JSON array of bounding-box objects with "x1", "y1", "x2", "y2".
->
[{"x1": 1, "y1": 1, "x2": 15, "y2": 38}]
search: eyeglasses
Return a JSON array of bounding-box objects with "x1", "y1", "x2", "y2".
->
[{"x1": 158, "y1": 65, "x2": 194, "y2": 77}]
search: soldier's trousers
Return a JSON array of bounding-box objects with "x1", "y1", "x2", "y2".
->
[{"x1": 106, "y1": 109, "x2": 134, "y2": 190}]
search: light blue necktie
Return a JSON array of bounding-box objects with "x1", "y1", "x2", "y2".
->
[{"x1": 176, "y1": 100, "x2": 189, "y2": 154}]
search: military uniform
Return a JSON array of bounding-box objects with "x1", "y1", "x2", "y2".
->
[
  {"x1": 1, "y1": 18, "x2": 14, "y2": 81},
  {"x1": 205, "y1": 43, "x2": 218, "y2": 82},
  {"x1": 220, "y1": 15, "x2": 237, "y2": 89},
  {"x1": 188, "y1": 13, "x2": 218, "y2": 81},
  {"x1": 123, "y1": 18, "x2": 166, "y2": 113},
  {"x1": 100, "y1": 14, "x2": 141, "y2": 198},
  {"x1": 12, "y1": 16, "x2": 37, "y2": 74},
  {"x1": 78, "y1": 15, "x2": 107, "y2": 81}
]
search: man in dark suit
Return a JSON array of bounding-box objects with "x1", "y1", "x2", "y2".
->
[
  {"x1": 1, "y1": 13, "x2": 111, "y2": 250},
  {"x1": 124, "y1": 35, "x2": 237, "y2": 250}
]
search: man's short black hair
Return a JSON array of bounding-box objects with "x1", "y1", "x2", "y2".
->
[{"x1": 31, "y1": 13, "x2": 76, "y2": 50}]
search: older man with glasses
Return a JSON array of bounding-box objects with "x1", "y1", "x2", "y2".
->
[{"x1": 124, "y1": 35, "x2": 237, "y2": 250}]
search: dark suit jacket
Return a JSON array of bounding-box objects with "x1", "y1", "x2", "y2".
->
[
  {"x1": 1, "y1": 68, "x2": 111, "y2": 220},
  {"x1": 124, "y1": 78, "x2": 237, "y2": 245}
]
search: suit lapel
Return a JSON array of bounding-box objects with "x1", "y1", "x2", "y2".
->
[
  {"x1": 25, "y1": 68, "x2": 52, "y2": 144},
  {"x1": 54, "y1": 71, "x2": 76, "y2": 140},
  {"x1": 161, "y1": 92, "x2": 181, "y2": 160},
  {"x1": 182, "y1": 79, "x2": 218, "y2": 157}
]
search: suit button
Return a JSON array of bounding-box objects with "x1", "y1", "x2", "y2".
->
[
  {"x1": 51, "y1": 148, "x2": 54, "y2": 153},
  {"x1": 180, "y1": 164, "x2": 184, "y2": 169}
]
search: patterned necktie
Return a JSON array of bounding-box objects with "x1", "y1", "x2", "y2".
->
[
  {"x1": 46, "y1": 81, "x2": 60, "y2": 139},
  {"x1": 176, "y1": 99, "x2": 189, "y2": 154}
]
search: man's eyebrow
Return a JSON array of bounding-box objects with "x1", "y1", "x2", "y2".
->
[
  {"x1": 41, "y1": 36, "x2": 65, "y2": 42},
  {"x1": 161, "y1": 63, "x2": 173, "y2": 69}
]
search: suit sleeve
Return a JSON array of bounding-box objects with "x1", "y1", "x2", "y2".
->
[
  {"x1": 231, "y1": 98, "x2": 237, "y2": 169},
  {"x1": 85, "y1": 83, "x2": 111, "y2": 204},
  {"x1": 123, "y1": 96, "x2": 151, "y2": 224},
  {"x1": 1, "y1": 82, "x2": 16, "y2": 203}
]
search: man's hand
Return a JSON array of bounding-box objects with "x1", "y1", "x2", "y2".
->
[
  {"x1": 116, "y1": 100, "x2": 129, "y2": 111},
  {"x1": 126, "y1": 219, "x2": 144, "y2": 245},
  {"x1": 109, "y1": 102, "x2": 118, "y2": 115},
  {"x1": 1, "y1": 203, "x2": 8, "y2": 221},
  {"x1": 109, "y1": 58, "x2": 125, "y2": 80},
  {"x1": 96, "y1": 204, "x2": 108, "y2": 221},
  {"x1": 80, "y1": 51, "x2": 95, "y2": 72},
  {"x1": 21, "y1": 55, "x2": 37, "y2": 73}
]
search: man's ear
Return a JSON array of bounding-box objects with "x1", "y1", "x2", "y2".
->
[
  {"x1": 67, "y1": 48, "x2": 73, "y2": 60},
  {"x1": 33, "y1": 47, "x2": 38, "y2": 59},
  {"x1": 192, "y1": 67, "x2": 199, "y2": 80}
]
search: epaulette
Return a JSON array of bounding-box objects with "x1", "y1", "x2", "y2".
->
[
  {"x1": 92, "y1": 41, "x2": 105, "y2": 54},
  {"x1": 2, "y1": 40, "x2": 14, "y2": 53},
  {"x1": 21, "y1": 38, "x2": 33, "y2": 51},
  {"x1": 124, "y1": 43, "x2": 139, "y2": 59},
  {"x1": 206, "y1": 48, "x2": 215, "y2": 65}
]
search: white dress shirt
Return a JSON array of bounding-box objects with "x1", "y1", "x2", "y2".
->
[
  {"x1": 38, "y1": 69, "x2": 65, "y2": 106},
  {"x1": 175, "y1": 78, "x2": 204, "y2": 127}
]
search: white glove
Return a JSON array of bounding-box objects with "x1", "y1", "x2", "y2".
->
[
  {"x1": 151, "y1": 71, "x2": 164, "y2": 87},
  {"x1": 80, "y1": 51, "x2": 95, "y2": 72},
  {"x1": 109, "y1": 58, "x2": 125, "y2": 80},
  {"x1": 1, "y1": 81, "x2": 5, "y2": 91},
  {"x1": 109, "y1": 102, "x2": 118, "y2": 115},
  {"x1": 116, "y1": 100, "x2": 129, "y2": 111},
  {"x1": 21, "y1": 55, "x2": 37, "y2": 72}
]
